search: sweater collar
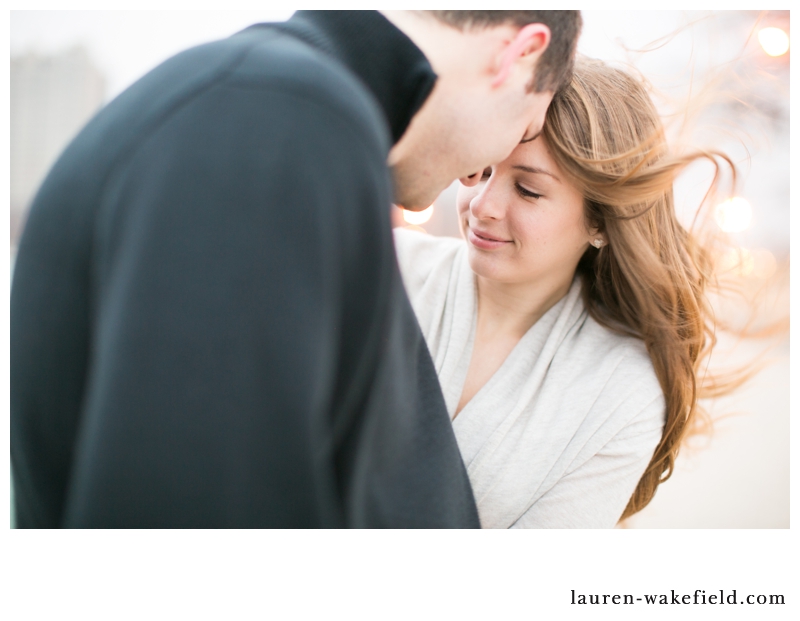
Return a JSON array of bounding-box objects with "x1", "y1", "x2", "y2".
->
[{"x1": 264, "y1": 10, "x2": 437, "y2": 145}]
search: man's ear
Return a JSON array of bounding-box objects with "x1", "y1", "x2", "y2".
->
[{"x1": 492, "y1": 23, "x2": 550, "y2": 88}]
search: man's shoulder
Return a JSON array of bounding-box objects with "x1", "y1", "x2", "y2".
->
[
  {"x1": 76, "y1": 26, "x2": 390, "y2": 169},
  {"x1": 125, "y1": 26, "x2": 391, "y2": 149},
  {"x1": 222, "y1": 26, "x2": 390, "y2": 151}
]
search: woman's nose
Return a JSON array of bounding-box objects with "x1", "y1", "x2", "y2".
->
[{"x1": 470, "y1": 182, "x2": 505, "y2": 220}]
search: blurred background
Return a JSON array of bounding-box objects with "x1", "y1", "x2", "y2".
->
[{"x1": 9, "y1": 11, "x2": 789, "y2": 528}]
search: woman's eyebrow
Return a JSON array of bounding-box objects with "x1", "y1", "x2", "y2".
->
[{"x1": 511, "y1": 165, "x2": 561, "y2": 183}]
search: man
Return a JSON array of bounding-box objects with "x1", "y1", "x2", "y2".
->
[{"x1": 11, "y1": 10, "x2": 581, "y2": 527}]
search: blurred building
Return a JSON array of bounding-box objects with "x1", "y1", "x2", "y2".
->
[{"x1": 11, "y1": 46, "x2": 105, "y2": 249}]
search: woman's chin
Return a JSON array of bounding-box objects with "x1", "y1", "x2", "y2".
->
[{"x1": 466, "y1": 250, "x2": 512, "y2": 283}]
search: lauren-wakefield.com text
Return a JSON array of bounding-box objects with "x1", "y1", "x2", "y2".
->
[{"x1": 570, "y1": 590, "x2": 785, "y2": 606}]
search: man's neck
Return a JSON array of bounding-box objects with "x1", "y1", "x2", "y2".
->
[{"x1": 275, "y1": 11, "x2": 437, "y2": 145}]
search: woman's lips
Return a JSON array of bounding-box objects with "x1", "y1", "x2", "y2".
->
[{"x1": 467, "y1": 227, "x2": 511, "y2": 250}]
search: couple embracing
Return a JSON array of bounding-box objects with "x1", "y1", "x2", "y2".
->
[{"x1": 12, "y1": 11, "x2": 726, "y2": 528}]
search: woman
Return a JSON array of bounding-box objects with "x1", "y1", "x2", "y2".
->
[{"x1": 394, "y1": 57, "x2": 734, "y2": 528}]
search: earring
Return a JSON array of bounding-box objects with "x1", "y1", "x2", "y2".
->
[{"x1": 592, "y1": 239, "x2": 604, "y2": 249}]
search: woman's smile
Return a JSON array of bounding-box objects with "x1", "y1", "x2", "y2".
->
[{"x1": 467, "y1": 225, "x2": 512, "y2": 250}]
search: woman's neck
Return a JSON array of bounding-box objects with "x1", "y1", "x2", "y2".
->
[
  {"x1": 475, "y1": 272, "x2": 574, "y2": 339},
  {"x1": 453, "y1": 271, "x2": 575, "y2": 418}
]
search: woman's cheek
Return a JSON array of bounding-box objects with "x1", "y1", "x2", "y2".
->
[
  {"x1": 456, "y1": 185, "x2": 480, "y2": 214},
  {"x1": 455, "y1": 195, "x2": 469, "y2": 217}
]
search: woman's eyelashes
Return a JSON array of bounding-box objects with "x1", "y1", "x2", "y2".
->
[
  {"x1": 479, "y1": 168, "x2": 542, "y2": 200},
  {"x1": 515, "y1": 183, "x2": 542, "y2": 199}
]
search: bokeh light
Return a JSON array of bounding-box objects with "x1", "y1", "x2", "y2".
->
[
  {"x1": 402, "y1": 204, "x2": 434, "y2": 225},
  {"x1": 738, "y1": 248, "x2": 755, "y2": 276},
  {"x1": 718, "y1": 247, "x2": 777, "y2": 279},
  {"x1": 714, "y1": 197, "x2": 752, "y2": 233},
  {"x1": 717, "y1": 248, "x2": 739, "y2": 274},
  {"x1": 751, "y1": 248, "x2": 777, "y2": 279},
  {"x1": 718, "y1": 247, "x2": 754, "y2": 277},
  {"x1": 758, "y1": 27, "x2": 789, "y2": 57}
]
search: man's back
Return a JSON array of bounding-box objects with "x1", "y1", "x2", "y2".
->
[{"x1": 11, "y1": 16, "x2": 479, "y2": 528}]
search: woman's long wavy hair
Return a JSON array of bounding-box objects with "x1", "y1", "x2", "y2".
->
[{"x1": 543, "y1": 57, "x2": 742, "y2": 520}]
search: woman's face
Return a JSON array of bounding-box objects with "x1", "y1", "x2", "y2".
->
[{"x1": 457, "y1": 136, "x2": 596, "y2": 287}]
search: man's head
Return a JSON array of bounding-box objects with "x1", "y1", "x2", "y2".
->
[{"x1": 384, "y1": 10, "x2": 582, "y2": 210}]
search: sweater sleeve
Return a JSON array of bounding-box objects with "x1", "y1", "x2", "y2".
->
[{"x1": 510, "y1": 392, "x2": 666, "y2": 529}]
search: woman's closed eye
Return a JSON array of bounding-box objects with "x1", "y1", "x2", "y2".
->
[{"x1": 515, "y1": 183, "x2": 542, "y2": 199}]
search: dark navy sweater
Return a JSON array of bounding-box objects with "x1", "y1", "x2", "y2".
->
[{"x1": 11, "y1": 10, "x2": 480, "y2": 528}]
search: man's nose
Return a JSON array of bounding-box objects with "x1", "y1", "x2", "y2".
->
[{"x1": 460, "y1": 171, "x2": 482, "y2": 187}]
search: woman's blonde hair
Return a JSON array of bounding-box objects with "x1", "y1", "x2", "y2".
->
[{"x1": 543, "y1": 57, "x2": 742, "y2": 520}]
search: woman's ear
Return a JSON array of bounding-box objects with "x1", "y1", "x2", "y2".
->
[
  {"x1": 590, "y1": 233, "x2": 607, "y2": 249},
  {"x1": 588, "y1": 226, "x2": 607, "y2": 248},
  {"x1": 492, "y1": 23, "x2": 551, "y2": 88}
]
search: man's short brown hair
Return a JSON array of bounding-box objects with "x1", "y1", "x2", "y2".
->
[{"x1": 429, "y1": 10, "x2": 582, "y2": 94}]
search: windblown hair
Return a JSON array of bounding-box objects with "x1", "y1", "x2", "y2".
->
[
  {"x1": 543, "y1": 57, "x2": 740, "y2": 520},
  {"x1": 429, "y1": 10, "x2": 582, "y2": 94}
]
